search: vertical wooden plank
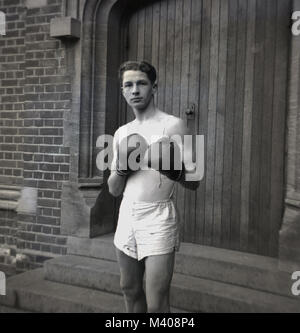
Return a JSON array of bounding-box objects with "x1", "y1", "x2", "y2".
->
[
  {"x1": 179, "y1": 0, "x2": 191, "y2": 119},
  {"x1": 137, "y1": 8, "x2": 145, "y2": 61},
  {"x1": 230, "y1": 0, "x2": 247, "y2": 250},
  {"x1": 125, "y1": 11, "x2": 139, "y2": 123},
  {"x1": 195, "y1": 0, "x2": 211, "y2": 243},
  {"x1": 248, "y1": 0, "x2": 266, "y2": 253},
  {"x1": 240, "y1": 0, "x2": 256, "y2": 252},
  {"x1": 128, "y1": 11, "x2": 138, "y2": 61},
  {"x1": 178, "y1": 0, "x2": 191, "y2": 242},
  {"x1": 172, "y1": 0, "x2": 183, "y2": 118},
  {"x1": 204, "y1": 0, "x2": 220, "y2": 246},
  {"x1": 119, "y1": 18, "x2": 129, "y2": 127},
  {"x1": 269, "y1": 0, "x2": 290, "y2": 256},
  {"x1": 144, "y1": 4, "x2": 153, "y2": 62},
  {"x1": 157, "y1": 1, "x2": 168, "y2": 110},
  {"x1": 172, "y1": 0, "x2": 184, "y2": 240},
  {"x1": 257, "y1": 0, "x2": 276, "y2": 255},
  {"x1": 151, "y1": 2, "x2": 161, "y2": 106},
  {"x1": 221, "y1": 0, "x2": 238, "y2": 249},
  {"x1": 187, "y1": 0, "x2": 201, "y2": 114},
  {"x1": 213, "y1": 0, "x2": 228, "y2": 247},
  {"x1": 184, "y1": 0, "x2": 202, "y2": 243},
  {"x1": 165, "y1": 0, "x2": 176, "y2": 114}
]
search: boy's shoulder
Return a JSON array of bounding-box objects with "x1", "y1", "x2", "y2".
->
[
  {"x1": 114, "y1": 120, "x2": 136, "y2": 140},
  {"x1": 115, "y1": 120, "x2": 135, "y2": 133},
  {"x1": 161, "y1": 113, "x2": 186, "y2": 136},
  {"x1": 156, "y1": 111, "x2": 183, "y2": 127},
  {"x1": 161, "y1": 112, "x2": 183, "y2": 122}
]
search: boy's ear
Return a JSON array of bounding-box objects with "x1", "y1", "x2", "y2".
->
[{"x1": 152, "y1": 82, "x2": 158, "y2": 93}]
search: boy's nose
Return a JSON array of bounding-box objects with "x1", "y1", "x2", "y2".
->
[{"x1": 132, "y1": 84, "x2": 140, "y2": 94}]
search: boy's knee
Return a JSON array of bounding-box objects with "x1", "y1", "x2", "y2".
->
[
  {"x1": 120, "y1": 278, "x2": 143, "y2": 300},
  {"x1": 146, "y1": 284, "x2": 170, "y2": 311},
  {"x1": 147, "y1": 279, "x2": 170, "y2": 298},
  {"x1": 147, "y1": 293, "x2": 169, "y2": 313}
]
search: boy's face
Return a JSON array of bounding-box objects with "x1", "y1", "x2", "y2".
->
[{"x1": 121, "y1": 70, "x2": 156, "y2": 110}]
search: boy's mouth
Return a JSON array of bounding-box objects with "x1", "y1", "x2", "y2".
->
[{"x1": 131, "y1": 98, "x2": 143, "y2": 102}]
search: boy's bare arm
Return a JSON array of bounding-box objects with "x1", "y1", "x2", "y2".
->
[{"x1": 107, "y1": 129, "x2": 127, "y2": 197}]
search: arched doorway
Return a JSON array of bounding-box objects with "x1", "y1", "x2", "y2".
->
[{"x1": 79, "y1": 0, "x2": 291, "y2": 256}]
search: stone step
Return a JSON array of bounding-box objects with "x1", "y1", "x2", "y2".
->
[
  {"x1": 0, "y1": 268, "x2": 187, "y2": 313},
  {"x1": 0, "y1": 305, "x2": 32, "y2": 313},
  {"x1": 67, "y1": 234, "x2": 294, "y2": 298},
  {"x1": 0, "y1": 268, "x2": 125, "y2": 313},
  {"x1": 45, "y1": 255, "x2": 121, "y2": 295},
  {"x1": 44, "y1": 255, "x2": 300, "y2": 313},
  {"x1": 171, "y1": 273, "x2": 300, "y2": 313},
  {"x1": 67, "y1": 234, "x2": 117, "y2": 261}
]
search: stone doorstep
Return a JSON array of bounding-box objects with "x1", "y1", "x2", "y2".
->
[
  {"x1": 0, "y1": 269, "x2": 125, "y2": 313},
  {"x1": 44, "y1": 255, "x2": 300, "y2": 313},
  {"x1": 0, "y1": 305, "x2": 33, "y2": 313},
  {"x1": 1, "y1": 262, "x2": 300, "y2": 313},
  {"x1": 0, "y1": 268, "x2": 186, "y2": 313},
  {"x1": 67, "y1": 234, "x2": 295, "y2": 298},
  {"x1": 0, "y1": 263, "x2": 17, "y2": 277}
]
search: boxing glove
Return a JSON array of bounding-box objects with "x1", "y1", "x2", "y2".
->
[
  {"x1": 116, "y1": 133, "x2": 148, "y2": 177},
  {"x1": 147, "y1": 136, "x2": 184, "y2": 181}
]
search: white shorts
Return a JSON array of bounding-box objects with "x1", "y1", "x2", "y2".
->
[{"x1": 114, "y1": 196, "x2": 180, "y2": 261}]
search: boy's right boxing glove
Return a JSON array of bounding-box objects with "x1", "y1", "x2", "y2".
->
[
  {"x1": 147, "y1": 136, "x2": 184, "y2": 182},
  {"x1": 116, "y1": 133, "x2": 148, "y2": 177}
]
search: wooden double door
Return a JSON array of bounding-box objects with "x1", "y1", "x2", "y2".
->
[{"x1": 117, "y1": 0, "x2": 291, "y2": 257}]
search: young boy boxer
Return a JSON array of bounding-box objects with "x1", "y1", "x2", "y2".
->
[{"x1": 108, "y1": 61, "x2": 199, "y2": 313}]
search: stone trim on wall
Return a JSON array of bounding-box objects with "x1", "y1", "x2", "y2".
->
[
  {"x1": 60, "y1": 0, "x2": 121, "y2": 239},
  {"x1": 0, "y1": 185, "x2": 21, "y2": 211},
  {"x1": 279, "y1": 0, "x2": 300, "y2": 271}
]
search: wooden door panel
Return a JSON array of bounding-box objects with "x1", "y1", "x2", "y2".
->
[{"x1": 120, "y1": 0, "x2": 290, "y2": 257}]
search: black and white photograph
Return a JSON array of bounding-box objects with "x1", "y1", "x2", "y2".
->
[{"x1": 0, "y1": 0, "x2": 300, "y2": 317}]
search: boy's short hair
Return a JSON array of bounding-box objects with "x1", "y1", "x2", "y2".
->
[{"x1": 119, "y1": 61, "x2": 157, "y2": 85}]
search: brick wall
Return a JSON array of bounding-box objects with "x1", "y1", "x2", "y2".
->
[
  {"x1": 0, "y1": 0, "x2": 26, "y2": 275},
  {"x1": 0, "y1": 0, "x2": 71, "y2": 274},
  {"x1": 0, "y1": 0, "x2": 25, "y2": 182}
]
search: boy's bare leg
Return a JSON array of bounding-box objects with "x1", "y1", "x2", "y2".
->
[
  {"x1": 144, "y1": 251, "x2": 175, "y2": 313},
  {"x1": 115, "y1": 248, "x2": 147, "y2": 313}
]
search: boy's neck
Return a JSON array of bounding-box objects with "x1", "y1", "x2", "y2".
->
[{"x1": 133, "y1": 100, "x2": 158, "y2": 123}]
